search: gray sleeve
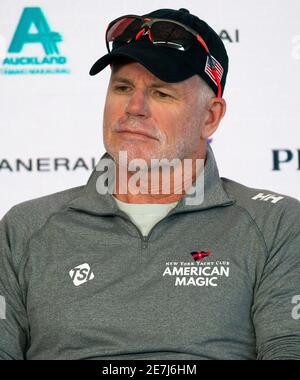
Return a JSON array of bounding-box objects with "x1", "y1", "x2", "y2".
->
[
  {"x1": 0, "y1": 215, "x2": 29, "y2": 360},
  {"x1": 252, "y1": 204, "x2": 300, "y2": 359}
]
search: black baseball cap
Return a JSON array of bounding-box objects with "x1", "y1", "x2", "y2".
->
[{"x1": 89, "y1": 8, "x2": 228, "y2": 96}]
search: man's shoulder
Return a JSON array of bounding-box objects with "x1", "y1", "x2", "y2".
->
[
  {"x1": 1, "y1": 185, "x2": 86, "y2": 267},
  {"x1": 1, "y1": 185, "x2": 85, "y2": 241},
  {"x1": 221, "y1": 177, "x2": 300, "y2": 250},
  {"x1": 221, "y1": 177, "x2": 300, "y2": 212}
]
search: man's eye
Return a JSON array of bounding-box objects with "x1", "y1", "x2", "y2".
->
[
  {"x1": 114, "y1": 85, "x2": 130, "y2": 92},
  {"x1": 155, "y1": 90, "x2": 171, "y2": 98}
]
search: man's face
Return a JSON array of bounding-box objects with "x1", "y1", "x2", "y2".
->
[{"x1": 103, "y1": 61, "x2": 209, "y2": 166}]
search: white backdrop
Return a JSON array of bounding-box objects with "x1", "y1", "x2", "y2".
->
[{"x1": 1, "y1": 0, "x2": 299, "y2": 218}]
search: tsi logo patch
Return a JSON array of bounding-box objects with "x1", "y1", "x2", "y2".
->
[{"x1": 69, "y1": 263, "x2": 95, "y2": 287}]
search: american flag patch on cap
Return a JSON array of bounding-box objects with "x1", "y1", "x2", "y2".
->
[{"x1": 204, "y1": 55, "x2": 224, "y2": 85}]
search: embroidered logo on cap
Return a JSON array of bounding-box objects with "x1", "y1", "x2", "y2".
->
[{"x1": 205, "y1": 55, "x2": 223, "y2": 85}]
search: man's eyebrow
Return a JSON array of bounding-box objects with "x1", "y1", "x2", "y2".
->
[
  {"x1": 110, "y1": 76, "x2": 134, "y2": 85},
  {"x1": 111, "y1": 75, "x2": 180, "y2": 94},
  {"x1": 150, "y1": 82, "x2": 180, "y2": 94}
]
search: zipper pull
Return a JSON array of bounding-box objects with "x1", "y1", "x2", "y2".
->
[{"x1": 142, "y1": 236, "x2": 148, "y2": 249}]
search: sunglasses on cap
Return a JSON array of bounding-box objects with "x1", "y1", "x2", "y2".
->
[{"x1": 106, "y1": 15, "x2": 222, "y2": 97}]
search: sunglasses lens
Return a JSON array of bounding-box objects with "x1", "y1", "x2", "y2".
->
[
  {"x1": 106, "y1": 18, "x2": 196, "y2": 52},
  {"x1": 106, "y1": 17, "x2": 143, "y2": 51},
  {"x1": 150, "y1": 21, "x2": 194, "y2": 50}
]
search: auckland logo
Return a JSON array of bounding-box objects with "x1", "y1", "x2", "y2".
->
[{"x1": 0, "y1": 7, "x2": 70, "y2": 75}]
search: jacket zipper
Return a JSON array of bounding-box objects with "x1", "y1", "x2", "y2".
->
[
  {"x1": 115, "y1": 210, "x2": 167, "y2": 250},
  {"x1": 115, "y1": 200, "x2": 235, "y2": 250}
]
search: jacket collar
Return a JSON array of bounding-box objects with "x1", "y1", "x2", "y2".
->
[{"x1": 67, "y1": 144, "x2": 235, "y2": 216}]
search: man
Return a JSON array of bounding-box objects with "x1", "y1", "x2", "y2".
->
[{"x1": 0, "y1": 8, "x2": 299, "y2": 360}]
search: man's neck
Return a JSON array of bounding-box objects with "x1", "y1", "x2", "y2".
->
[{"x1": 112, "y1": 150, "x2": 207, "y2": 204}]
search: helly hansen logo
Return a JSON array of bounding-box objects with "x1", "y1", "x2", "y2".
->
[
  {"x1": 69, "y1": 263, "x2": 94, "y2": 286},
  {"x1": 251, "y1": 193, "x2": 284, "y2": 204}
]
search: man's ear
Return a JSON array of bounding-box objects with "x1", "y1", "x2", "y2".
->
[{"x1": 200, "y1": 97, "x2": 226, "y2": 139}]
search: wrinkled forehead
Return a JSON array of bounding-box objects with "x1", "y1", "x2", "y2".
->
[
  {"x1": 109, "y1": 58, "x2": 203, "y2": 94},
  {"x1": 110, "y1": 56, "x2": 137, "y2": 72}
]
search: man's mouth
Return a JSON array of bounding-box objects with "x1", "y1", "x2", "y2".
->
[{"x1": 117, "y1": 128, "x2": 158, "y2": 141}]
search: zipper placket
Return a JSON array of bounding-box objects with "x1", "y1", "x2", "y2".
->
[
  {"x1": 115, "y1": 209, "x2": 170, "y2": 250},
  {"x1": 115, "y1": 200, "x2": 235, "y2": 251}
]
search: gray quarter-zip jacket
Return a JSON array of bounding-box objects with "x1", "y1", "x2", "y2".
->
[{"x1": 0, "y1": 144, "x2": 300, "y2": 360}]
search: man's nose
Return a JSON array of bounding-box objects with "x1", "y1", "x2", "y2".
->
[{"x1": 125, "y1": 89, "x2": 150, "y2": 117}]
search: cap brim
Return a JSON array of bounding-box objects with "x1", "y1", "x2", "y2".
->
[{"x1": 89, "y1": 41, "x2": 195, "y2": 83}]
